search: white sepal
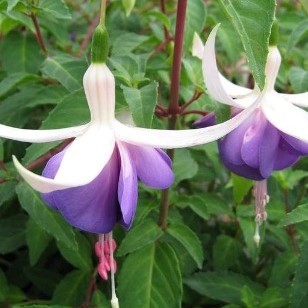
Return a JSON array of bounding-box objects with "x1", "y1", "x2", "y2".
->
[
  {"x1": 280, "y1": 92, "x2": 308, "y2": 108},
  {"x1": 0, "y1": 124, "x2": 88, "y2": 143},
  {"x1": 192, "y1": 32, "x2": 204, "y2": 59}
]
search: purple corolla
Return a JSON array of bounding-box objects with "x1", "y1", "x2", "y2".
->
[{"x1": 193, "y1": 26, "x2": 308, "y2": 181}]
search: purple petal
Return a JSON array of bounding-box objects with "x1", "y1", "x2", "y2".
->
[
  {"x1": 117, "y1": 142, "x2": 138, "y2": 230},
  {"x1": 219, "y1": 113, "x2": 255, "y2": 165},
  {"x1": 259, "y1": 122, "x2": 280, "y2": 178},
  {"x1": 193, "y1": 112, "x2": 216, "y2": 128},
  {"x1": 241, "y1": 111, "x2": 267, "y2": 168},
  {"x1": 281, "y1": 132, "x2": 308, "y2": 155},
  {"x1": 41, "y1": 148, "x2": 120, "y2": 234},
  {"x1": 124, "y1": 143, "x2": 174, "y2": 189},
  {"x1": 274, "y1": 138, "x2": 300, "y2": 170}
]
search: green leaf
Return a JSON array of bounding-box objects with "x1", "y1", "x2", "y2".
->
[
  {"x1": 0, "y1": 214, "x2": 26, "y2": 254},
  {"x1": 57, "y1": 232, "x2": 92, "y2": 270},
  {"x1": 185, "y1": 271, "x2": 264, "y2": 305},
  {"x1": 91, "y1": 290, "x2": 111, "y2": 307},
  {"x1": 167, "y1": 223, "x2": 204, "y2": 269},
  {"x1": 0, "y1": 181, "x2": 16, "y2": 207},
  {"x1": 122, "y1": 0, "x2": 136, "y2": 17},
  {"x1": 16, "y1": 182, "x2": 78, "y2": 250},
  {"x1": 217, "y1": 0, "x2": 276, "y2": 89},
  {"x1": 118, "y1": 242, "x2": 182, "y2": 308},
  {"x1": 291, "y1": 241, "x2": 308, "y2": 308},
  {"x1": 289, "y1": 67, "x2": 308, "y2": 93},
  {"x1": 117, "y1": 219, "x2": 163, "y2": 256},
  {"x1": 213, "y1": 235, "x2": 240, "y2": 270},
  {"x1": 41, "y1": 55, "x2": 87, "y2": 91},
  {"x1": 184, "y1": 0, "x2": 206, "y2": 51},
  {"x1": 0, "y1": 72, "x2": 38, "y2": 98},
  {"x1": 232, "y1": 174, "x2": 253, "y2": 204},
  {"x1": 122, "y1": 81, "x2": 158, "y2": 128},
  {"x1": 0, "y1": 269, "x2": 8, "y2": 302},
  {"x1": 0, "y1": 31, "x2": 44, "y2": 73},
  {"x1": 26, "y1": 219, "x2": 52, "y2": 266},
  {"x1": 260, "y1": 288, "x2": 287, "y2": 308},
  {"x1": 6, "y1": 0, "x2": 20, "y2": 11},
  {"x1": 287, "y1": 19, "x2": 308, "y2": 54},
  {"x1": 173, "y1": 148, "x2": 198, "y2": 185},
  {"x1": 182, "y1": 57, "x2": 203, "y2": 88},
  {"x1": 278, "y1": 204, "x2": 308, "y2": 227},
  {"x1": 38, "y1": 0, "x2": 71, "y2": 20},
  {"x1": 177, "y1": 195, "x2": 209, "y2": 220},
  {"x1": 52, "y1": 270, "x2": 91, "y2": 306},
  {"x1": 241, "y1": 285, "x2": 256, "y2": 308}
]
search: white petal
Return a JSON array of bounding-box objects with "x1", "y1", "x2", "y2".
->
[
  {"x1": 280, "y1": 92, "x2": 308, "y2": 108},
  {"x1": 113, "y1": 95, "x2": 261, "y2": 149},
  {"x1": 202, "y1": 25, "x2": 243, "y2": 108},
  {"x1": 219, "y1": 73, "x2": 252, "y2": 98},
  {"x1": 192, "y1": 32, "x2": 204, "y2": 59},
  {"x1": 0, "y1": 124, "x2": 88, "y2": 143},
  {"x1": 14, "y1": 125, "x2": 116, "y2": 193},
  {"x1": 54, "y1": 124, "x2": 115, "y2": 185},
  {"x1": 262, "y1": 93, "x2": 308, "y2": 142}
]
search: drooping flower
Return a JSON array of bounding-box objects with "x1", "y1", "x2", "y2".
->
[
  {"x1": 193, "y1": 25, "x2": 308, "y2": 245},
  {"x1": 193, "y1": 26, "x2": 308, "y2": 181}
]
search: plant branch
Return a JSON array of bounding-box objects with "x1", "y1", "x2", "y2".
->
[
  {"x1": 158, "y1": 0, "x2": 187, "y2": 230},
  {"x1": 180, "y1": 91, "x2": 202, "y2": 112},
  {"x1": 181, "y1": 110, "x2": 207, "y2": 116},
  {"x1": 30, "y1": 13, "x2": 48, "y2": 56}
]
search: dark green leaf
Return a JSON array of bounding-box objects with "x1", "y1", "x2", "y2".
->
[
  {"x1": 218, "y1": 0, "x2": 276, "y2": 89},
  {"x1": 117, "y1": 219, "x2": 163, "y2": 256},
  {"x1": 91, "y1": 290, "x2": 111, "y2": 307},
  {"x1": 0, "y1": 181, "x2": 16, "y2": 207},
  {"x1": 167, "y1": 223, "x2": 204, "y2": 269},
  {"x1": 287, "y1": 19, "x2": 308, "y2": 54},
  {"x1": 16, "y1": 182, "x2": 78, "y2": 250},
  {"x1": 260, "y1": 288, "x2": 287, "y2": 308},
  {"x1": 185, "y1": 271, "x2": 264, "y2": 305},
  {"x1": 289, "y1": 67, "x2": 308, "y2": 93},
  {"x1": 118, "y1": 242, "x2": 182, "y2": 308}
]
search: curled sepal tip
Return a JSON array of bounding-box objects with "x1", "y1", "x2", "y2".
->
[{"x1": 91, "y1": 25, "x2": 109, "y2": 63}]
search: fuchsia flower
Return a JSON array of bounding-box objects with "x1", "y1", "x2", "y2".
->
[{"x1": 193, "y1": 26, "x2": 308, "y2": 181}]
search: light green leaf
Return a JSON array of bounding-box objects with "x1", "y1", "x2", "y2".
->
[
  {"x1": 57, "y1": 232, "x2": 92, "y2": 270},
  {"x1": 117, "y1": 219, "x2": 163, "y2": 256},
  {"x1": 213, "y1": 235, "x2": 240, "y2": 270},
  {"x1": 26, "y1": 219, "x2": 52, "y2": 266},
  {"x1": 0, "y1": 72, "x2": 38, "y2": 98},
  {"x1": 167, "y1": 223, "x2": 204, "y2": 269},
  {"x1": 0, "y1": 32, "x2": 44, "y2": 74},
  {"x1": 122, "y1": 81, "x2": 158, "y2": 128},
  {"x1": 16, "y1": 182, "x2": 78, "y2": 250},
  {"x1": 291, "y1": 241, "x2": 308, "y2": 308},
  {"x1": 173, "y1": 148, "x2": 198, "y2": 185},
  {"x1": 52, "y1": 270, "x2": 91, "y2": 306},
  {"x1": 289, "y1": 67, "x2": 308, "y2": 93},
  {"x1": 122, "y1": 0, "x2": 136, "y2": 17},
  {"x1": 6, "y1": 0, "x2": 20, "y2": 11},
  {"x1": 38, "y1": 0, "x2": 71, "y2": 20},
  {"x1": 182, "y1": 57, "x2": 203, "y2": 88},
  {"x1": 118, "y1": 243, "x2": 182, "y2": 308},
  {"x1": 278, "y1": 204, "x2": 308, "y2": 227},
  {"x1": 184, "y1": 0, "x2": 206, "y2": 51},
  {"x1": 41, "y1": 55, "x2": 87, "y2": 91},
  {"x1": 241, "y1": 286, "x2": 256, "y2": 308},
  {"x1": 287, "y1": 19, "x2": 308, "y2": 54},
  {"x1": 185, "y1": 271, "x2": 264, "y2": 305},
  {"x1": 218, "y1": 0, "x2": 276, "y2": 89},
  {"x1": 260, "y1": 288, "x2": 287, "y2": 308},
  {"x1": 232, "y1": 174, "x2": 253, "y2": 204}
]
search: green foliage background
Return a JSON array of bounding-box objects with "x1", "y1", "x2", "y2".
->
[{"x1": 0, "y1": 0, "x2": 307, "y2": 307}]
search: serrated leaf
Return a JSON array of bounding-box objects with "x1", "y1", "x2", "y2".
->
[
  {"x1": 52, "y1": 270, "x2": 91, "y2": 306},
  {"x1": 57, "y1": 232, "x2": 92, "y2": 270},
  {"x1": 185, "y1": 271, "x2": 264, "y2": 305},
  {"x1": 16, "y1": 182, "x2": 78, "y2": 250},
  {"x1": 0, "y1": 72, "x2": 38, "y2": 98},
  {"x1": 218, "y1": 0, "x2": 276, "y2": 89},
  {"x1": 213, "y1": 235, "x2": 240, "y2": 270},
  {"x1": 289, "y1": 67, "x2": 308, "y2": 93},
  {"x1": 26, "y1": 219, "x2": 52, "y2": 266},
  {"x1": 38, "y1": 0, "x2": 71, "y2": 20},
  {"x1": 117, "y1": 219, "x2": 163, "y2": 256},
  {"x1": 41, "y1": 55, "x2": 87, "y2": 91},
  {"x1": 122, "y1": 81, "x2": 158, "y2": 128},
  {"x1": 278, "y1": 204, "x2": 308, "y2": 227},
  {"x1": 287, "y1": 19, "x2": 308, "y2": 54},
  {"x1": 0, "y1": 214, "x2": 26, "y2": 254},
  {"x1": 291, "y1": 241, "x2": 308, "y2": 308},
  {"x1": 0, "y1": 32, "x2": 44, "y2": 74},
  {"x1": 173, "y1": 148, "x2": 198, "y2": 185},
  {"x1": 167, "y1": 223, "x2": 204, "y2": 269},
  {"x1": 118, "y1": 242, "x2": 182, "y2": 308}
]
